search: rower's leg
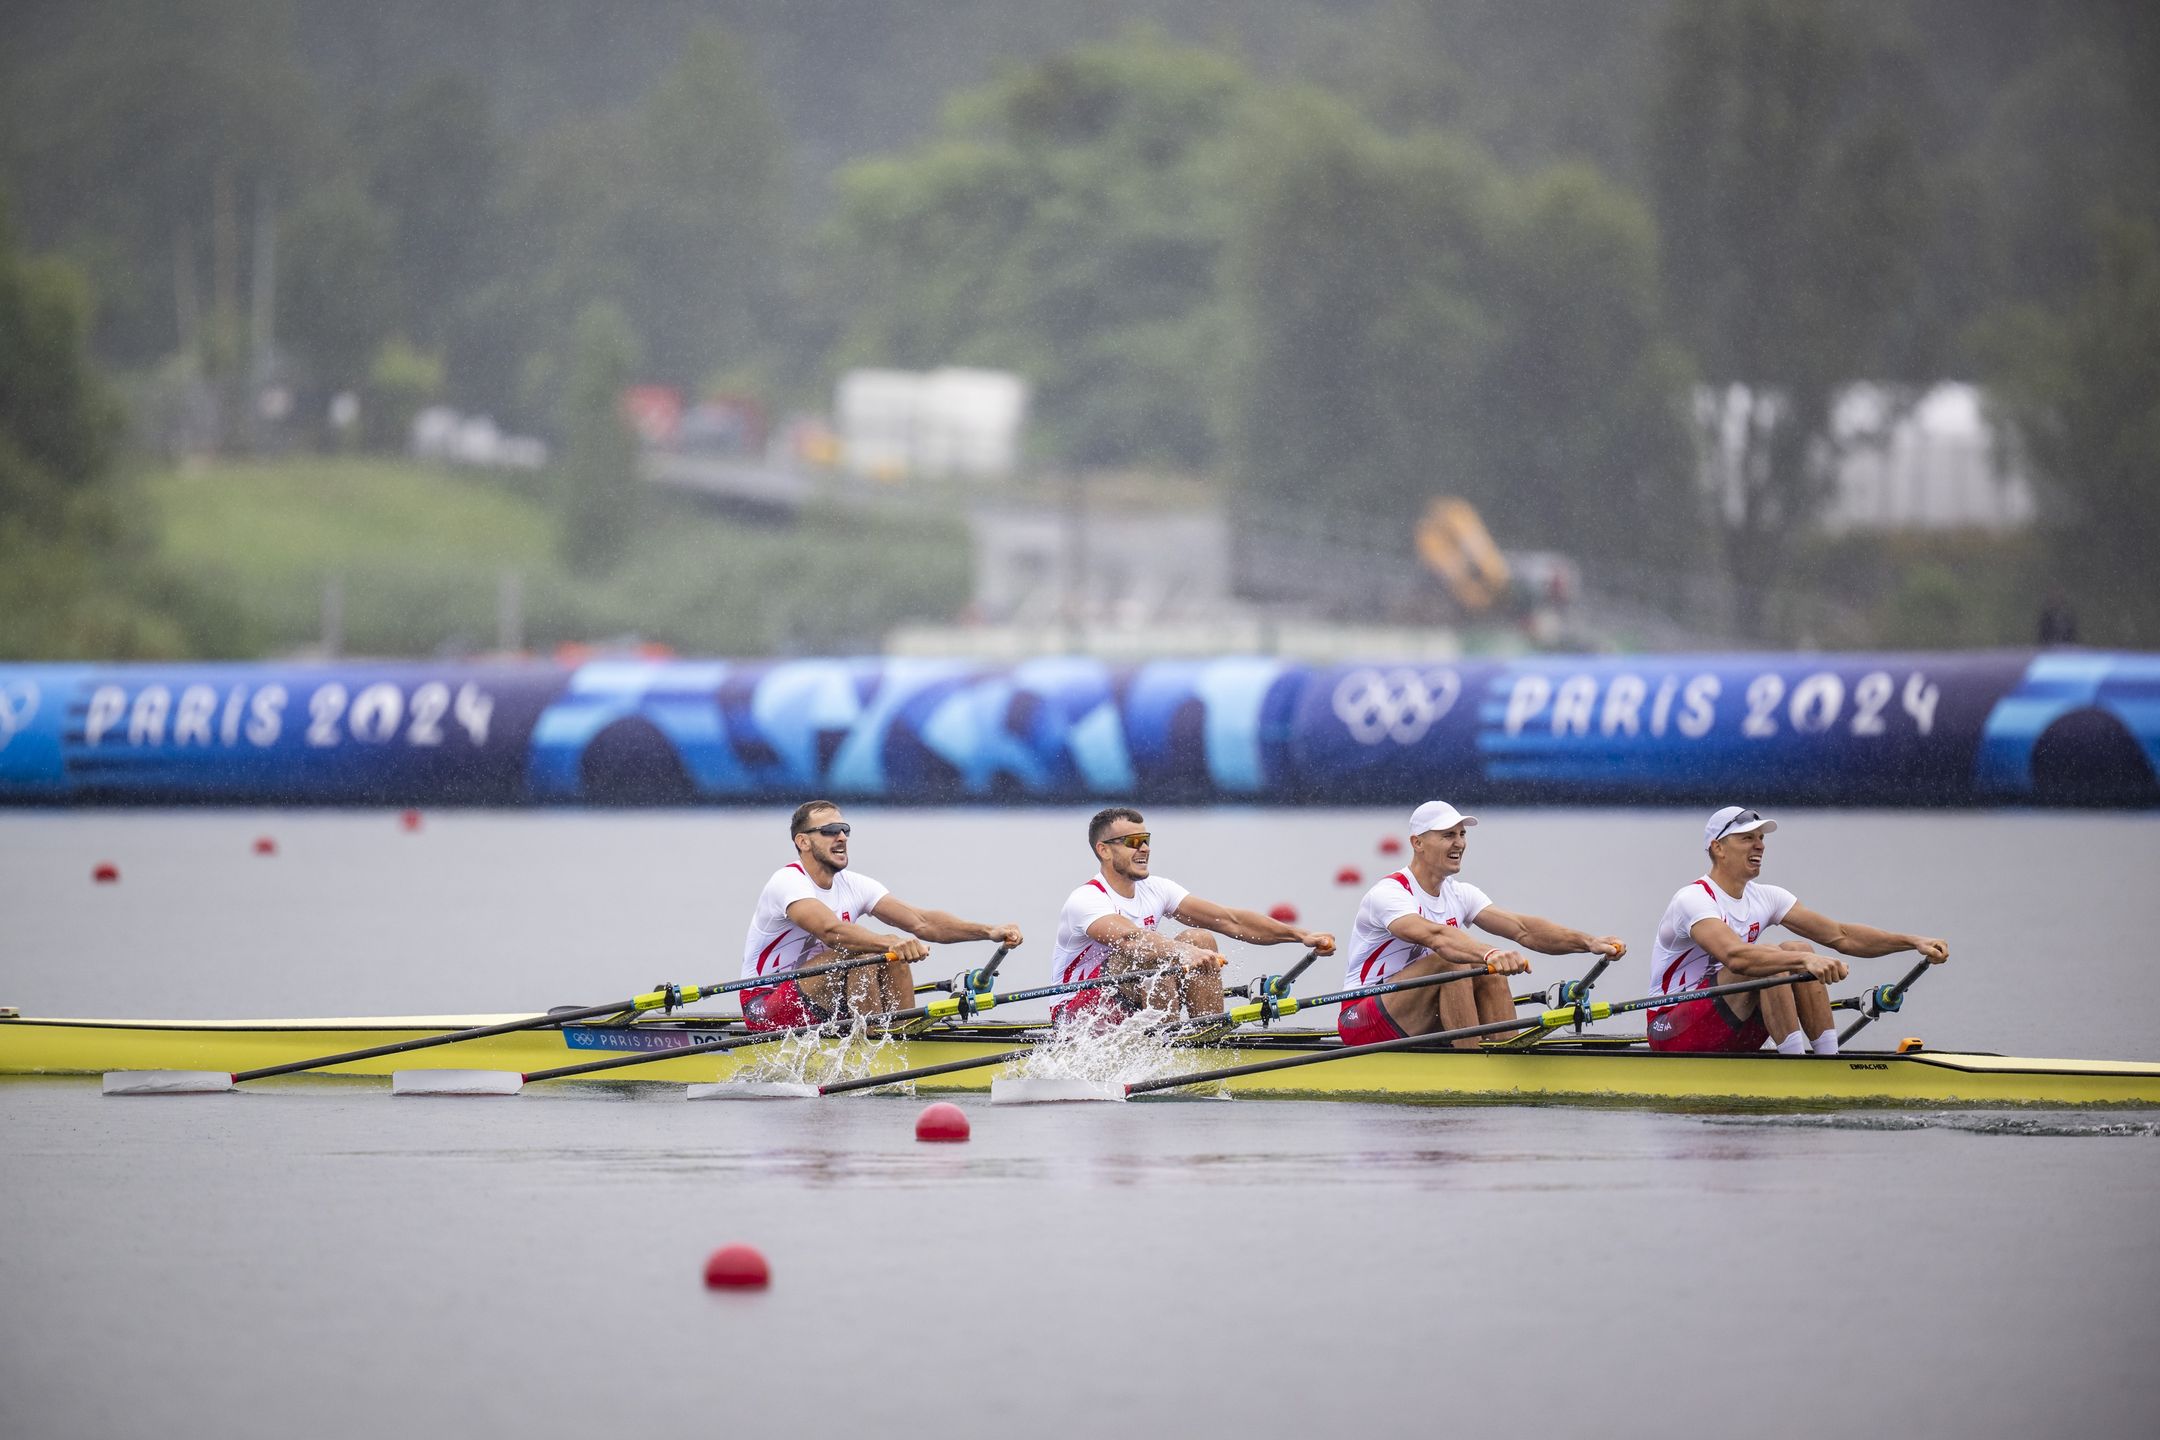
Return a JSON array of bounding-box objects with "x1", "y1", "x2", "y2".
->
[
  {"x1": 1376, "y1": 951, "x2": 1482, "y2": 1044},
  {"x1": 875, "y1": 954, "x2": 916, "y2": 1013},
  {"x1": 1794, "y1": 977, "x2": 1834, "y2": 1041},
  {"x1": 1175, "y1": 930, "x2": 1225, "y2": 1017},
  {"x1": 844, "y1": 958, "x2": 888, "y2": 1019},
  {"x1": 1755, "y1": 978, "x2": 1801, "y2": 1048},
  {"x1": 794, "y1": 948, "x2": 842, "y2": 1015},
  {"x1": 1471, "y1": 973, "x2": 1517, "y2": 1027},
  {"x1": 1109, "y1": 952, "x2": 1178, "y2": 1015}
]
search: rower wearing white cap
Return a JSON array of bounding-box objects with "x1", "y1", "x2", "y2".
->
[
  {"x1": 1645, "y1": 807, "x2": 1950, "y2": 1056},
  {"x1": 1336, "y1": 801, "x2": 1627, "y2": 1049}
]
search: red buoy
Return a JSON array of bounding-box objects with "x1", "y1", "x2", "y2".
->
[
  {"x1": 92, "y1": 862, "x2": 120, "y2": 884},
  {"x1": 399, "y1": 810, "x2": 423, "y2": 833},
  {"x1": 1267, "y1": 902, "x2": 1299, "y2": 924},
  {"x1": 915, "y1": 1101, "x2": 971, "y2": 1142},
  {"x1": 1378, "y1": 835, "x2": 1404, "y2": 855},
  {"x1": 253, "y1": 836, "x2": 277, "y2": 856},
  {"x1": 1334, "y1": 866, "x2": 1362, "y2": 886},
  {"x1": 703, "y1": 1244, "x2": 770, "y2": 1289}
]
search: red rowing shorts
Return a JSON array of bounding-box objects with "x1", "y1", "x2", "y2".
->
[
  {"x1": 1337, "y1": 996, "x2": 1408, "y2": 1047},
  {"x1": 1646, "y1": 989, "x2": 1770, "y2": 1053},
  {"x1": 742, "y1": 979, "x2": 831, "y2": 1032},
  {"x1": 1051, "y1": 983, "x2": 1135, "y2": 1032}
]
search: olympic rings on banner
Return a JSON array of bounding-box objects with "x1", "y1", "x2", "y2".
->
[{"x1": 1330, "y1": 668, "x2": 1460, "y2": 745}]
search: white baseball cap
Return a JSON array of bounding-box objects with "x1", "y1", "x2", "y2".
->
[
  {"x1": 1410, "y1": 800, "x2": 1479, "y2": 835},
  {"x1": 1704, "y1": 806, "x2": 1777, "y2": 847}
]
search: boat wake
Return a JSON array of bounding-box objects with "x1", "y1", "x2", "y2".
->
[{"x1": 1702, "y1": 1112, "x2": 2160, "y2": 1138}]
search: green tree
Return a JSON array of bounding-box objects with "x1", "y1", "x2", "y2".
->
[
  {"x1": 0, "y1": 0, "x2": 324, "y2": 367},
  {"x1": 556, "y1": 301, "x2": 641, "y2": 575},
  {"x1": 624, "y1": 26, "x2": 787, "y2": 388},
  {"x1": 277, "y1": 175, "x2": 400, "y2": 399},
  {"x1": 0, "y1": 195, "x2": 182, "y2": 656},
  {"x1": 1225, "y1": 92, "x2": 1697, "y2": 564},
  {"x1": 1980, "y1": 216, "x2": 2160, "y2": 646},
  {"x1": 1648, "y1": 0, "x2": 1929, "y2": 637},
  {"x1": 820, "y1": 31, "x2": 1253, "y2": 467}
]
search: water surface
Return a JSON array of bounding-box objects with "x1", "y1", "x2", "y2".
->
[{"x1": 3, "y1": 809, "x2": 2156, "y2": 1439}]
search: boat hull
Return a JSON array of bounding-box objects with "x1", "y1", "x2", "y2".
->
[{"x1": 6, "y1": 1013, "x2": 2159, "y2": 1107}]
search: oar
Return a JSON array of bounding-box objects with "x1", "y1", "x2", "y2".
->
[
  {"x1": 100, "y1": 950, "x2": 901, "y2": 1096},
  {"x1": 1837, "y1": 957, "x2": 1935, "y2": 1044},
  {"x1": 814, "y1": 958, "x2": 1484, "y2": 1098},
  {"x1": 1124, "y1": 969, "x2": 1818, "y2": 1098},
  {"x1": 1493, "y1": 949, "x2": 1627, "y2": 1048},
  {"x1": 399, "y1": 963, "x2": 1182, "y2": 1096},
  {"x1": 913, "y1": 942, "x2": 1016, "y2": 997}
]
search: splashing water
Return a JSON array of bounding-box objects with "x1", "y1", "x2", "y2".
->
[
  {"x1": 731, "y1": 1016, "x2": 906, "y2": 1089},
  {"x1": 1006, "y1": 1006, "x2": 1223, "y2": 1092}
]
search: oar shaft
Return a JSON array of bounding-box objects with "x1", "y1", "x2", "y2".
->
[
  {"x1": 232, "y1": 950, "x2": 898, "y2": 1083},
  {"x1": 1126, "y1": 970, "x2": 1815, "y2": 1096}
]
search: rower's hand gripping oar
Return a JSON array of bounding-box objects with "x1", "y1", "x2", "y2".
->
[
  {"x1": 1123, "y1": 969, "x2": 1822, "y2": 1098},
  {"x1": 100, "y1": 949, "x2": 902, "y2": 1096},
  {"x1": 1837, "y1": 956, "x2": 1934, "y2": 1044}
]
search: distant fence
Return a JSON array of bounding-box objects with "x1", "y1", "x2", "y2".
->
[{"x1": 0, "y1": 651, "x2": 2153, "y2": 807}]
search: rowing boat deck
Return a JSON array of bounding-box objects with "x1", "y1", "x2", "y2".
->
[{"x1": 5, "y1": 1011, "x2": 2159, "y2": 1107}]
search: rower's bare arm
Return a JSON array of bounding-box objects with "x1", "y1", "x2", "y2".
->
[
  {"x1": 1688, "y1": 917, "x2": 1845, "y2": 983},
  {"x1": 1385, "y1": 913, "x2": 1527, "y2": 972},
  {"x1": 1781, "y1": 904, "x2": 1948, "y2": 963},
  {"x1": 869, "y1": 896, "x2": 1022, "y2": 949},
  {"x1": 782, "y1": 898, "x2": 927, "y2": 964},
  {"x1": 1171, "y1": 896, "x2": 1334, "y2": 953},
  {"x1": 1472, "y1": 906, "x2": 1626, "y2": 959},
  {"x1": 1086, "y1": 914, "x2": 1217, "y2": 969}
]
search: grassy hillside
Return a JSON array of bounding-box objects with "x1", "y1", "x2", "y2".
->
[{"x1": 145, "y1": 457, "x2": 972, "y2": 658}]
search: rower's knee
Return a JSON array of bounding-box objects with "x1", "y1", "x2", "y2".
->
[
  {"x1": 1776, "y1": 940, "x2": 1812, "y2": 953},
  {"x1": 1176, "y1": 930, "x2": 1218, "y2": 951}
]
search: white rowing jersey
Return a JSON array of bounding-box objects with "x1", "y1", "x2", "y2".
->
[
  {"x1": 1649, "y1": 876, "x2": 1797, "y2": 998},
  {"x1": 1051, "y1": 873, "x2": 1191, "y2": 984},
  {"x1": 740, "y1": 862, "x2": 891, "y2": 984},
  {"x1": 1342, "y1": 869, "x2": 1493, "y2": 987}
]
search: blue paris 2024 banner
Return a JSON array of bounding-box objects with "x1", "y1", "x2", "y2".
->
[{"x1": 0, "y1": 651, "x2": 2153, "y2": 807}]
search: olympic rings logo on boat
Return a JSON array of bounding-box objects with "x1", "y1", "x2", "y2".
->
[
  {"x1": 0, "y1": 681, "x2": 37, "y2": 753},
  {"x1": 1331, "y1": 668, "x2": 1460, "y2": 745}
]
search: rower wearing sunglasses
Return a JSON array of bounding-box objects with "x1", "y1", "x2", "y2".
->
[
  {"x1": 738, "y1": 800, "x2": 1025, "y2": 1031},
  {"x1": 1646, "y1": 807, "x2": 1949, "y2": 1056},
  {"x1": 1048, "y1": 807, "x2": 1335, "y2": 1028}
]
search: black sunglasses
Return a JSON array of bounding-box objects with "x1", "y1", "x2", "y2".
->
[
  {"x1": 800, "y1": 822, "x2": 851, "y2": 837},
  {"x1": 1712, "y1": 810, "x2": 1762, "y2": 842}
]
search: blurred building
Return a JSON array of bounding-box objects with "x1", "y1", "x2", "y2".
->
[
  {"x1": 1699, "y1": 382, "x2": 2038, "y2": 533},
  {"x1": 836, "y1": 367, "x2": 1028, "y2": 481}
]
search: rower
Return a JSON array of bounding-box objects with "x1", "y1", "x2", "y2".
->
[
  {"x1": 1048, "y1": 807, "x2": 1335, "y2": 1028},
  {"x1": 1336, "y1": 801, "x2": 1626, "y2": 1049},
  {"x1": 1646, "y1": 806, "x2": 1950, "y2": 1056},
  {"x1": 739, "y1": 801, "x2": 1024, "y2": 1031}
]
